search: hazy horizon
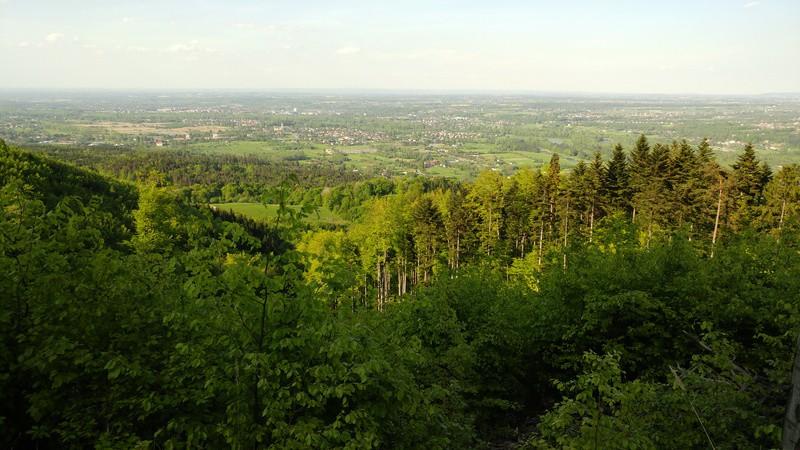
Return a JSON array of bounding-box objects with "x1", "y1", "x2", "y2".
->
[
  {"x1": 1, "y1": 87, "x2": 800, "y2": 97},
  {"x1": 1, "y1": 0, "x2": 799, "y2": 94}
]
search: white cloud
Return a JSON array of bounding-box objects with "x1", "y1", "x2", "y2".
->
[
  {"x1": 121, "y1": 17, "x2": 134, "y2": 23},
  {"x1": 162, "y1": 40, "x2": 216, "y2": 55},
  {"x1": 45, "y1": 32, "x2": 64, "y2": 42},
  {"x1": 17, "y1": 41, "x2": 29, "y2": 48},
  {"x1": 743, "y1": 1, "x2": 760, "y2": 8},
  {"x1": 165, "y1": 41, "x2": 198, "y2": 53},
  {"x1": 335, "y1": 46, "x2": 361, "y2": 55}
]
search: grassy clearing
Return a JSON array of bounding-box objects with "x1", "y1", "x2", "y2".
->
[
  {"x1": 425, "y1": 165, "x2": 475, "y2": 179},
  {"x1": 211, "y1": 202, "x2": 347, "y2": 225}
]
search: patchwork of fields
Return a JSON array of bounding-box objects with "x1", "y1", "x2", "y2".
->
[{"x1": 3, "y1": 93, "x2": 799, "y2": 180}]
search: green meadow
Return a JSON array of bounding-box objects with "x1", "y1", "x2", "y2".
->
[{"x1": 210, "y1": 202, "x2": 347, "y2": 225}]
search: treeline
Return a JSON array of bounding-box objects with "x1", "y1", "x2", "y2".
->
[
  {"x1": 1, "y1": 138, "x2": 799, "y2": 448},
  {"x1": 300, "y1": 136, "x2": 799, "y2": 308},
  {"x1": 26, "y1": 145, "x2": 368, "y2": 204}
]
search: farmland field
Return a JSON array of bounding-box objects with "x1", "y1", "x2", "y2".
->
[{"x1": 2, "y1": 93, "x2": 799, "y2": 180}]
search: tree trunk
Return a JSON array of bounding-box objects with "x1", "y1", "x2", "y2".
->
[
  {"x1": 383, "y1": 249, "x2": 389, "y2": 304},
  {"x1": 397, "y1": 262, "x2": 402, "y2": 297},
  {"x1": 563, "y1": 199, "x2": 569, "y2": 270},
  {"x1": 385, "y1": 268, "x2": 390, "y2": 305},
  {"x1": 538, "y1": 220, "x2": 545, "y2": 266},
  {"x1": 711, "y1": 177, "x2": 723, "y2": 257},
  {"x1": 548, "y1": 198, "x2": 555, "y2": 242},
  {"x1": 376, "y1": 260, "x2": 382, "y2": 311},
  {"x1": 456, "y1": 234, "x2": 460, "y2": 270},
  {"x1": 779, "y1": 197, "x2": 787, "y2": 244},
  {"x1": 403, "y1": 263, "x2": 408, "y2": 294},
  {"x1": 446, "y1": 235, "x2": 453, "y2": 270},
  {"x1": 487, "y1": 205, "x2": 493, "y2": 256}
]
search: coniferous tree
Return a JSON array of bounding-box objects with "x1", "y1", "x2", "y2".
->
[
  {"x1": 468, "y1": 170, "x2": 504, "y2": 256},
  {"x1": 732, "y1": 143, "x2": 770, "y2": 228},
  {"x1": 668, "y1": 140, "x2": 699, "y2": 228},
  {"x1": 545, "y1": 153, "x2": 562, "y2": 243},
  {"x1": 694, "y1": 140, "x2": 727, "y2": 239},
  {"x1": 503, "y1": 179, "x2": 532, "y2": 258},
  {"x1": 411, "y1": 196, "x2": 444, "y2": 284},
  {"x1": 567, "y1": 160, "x2": 592, "y2": 238},
  {"x1": 604, "y1": 143, "x2": 630, "y2": 213},
  {"x1": 696, "y1": 138, "x2": 714, "y2": 163},
  {"x1": 587, "y1": 152, "x2": 606, "y2": 240},
  {"x1": 638, "y1": 143, "x2": 670, "y2": 244},
  {"x1": 443, "y1": 187, "x2": 473, "y2": 271},
  {"x1": 760, "y1": 165, "x2": 800, "y2": 236},
  {"x1": 529, "y1": 168, "x2": 550, "y2": 264},
  {"x1": 629, "y1": 134, "x2": 651, "y2": 222}
]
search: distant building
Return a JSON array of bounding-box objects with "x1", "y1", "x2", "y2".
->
[{"x1": 154, "y1": 139, "x2": 164, "y2": 147}]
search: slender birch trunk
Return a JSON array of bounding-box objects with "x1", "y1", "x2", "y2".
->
[{"x1": 711, "y1": 177, "x2": 723, "y2": 257}]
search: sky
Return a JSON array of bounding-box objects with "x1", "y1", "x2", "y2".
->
[{"x1": 0, "y1": 0, "x2": 798, "y2": 94}]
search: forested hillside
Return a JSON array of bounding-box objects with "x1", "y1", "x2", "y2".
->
[{"x1": 2, "y1": 136, "x2": 799, "y2": 449}]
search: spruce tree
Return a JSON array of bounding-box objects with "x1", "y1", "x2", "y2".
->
[
  {"x1": 567, "y1": 160, "x2": 592, "y2": 238},
  {"x1": 586, "y1": 152, "x2": 605, "y2": 240},
  {"x1": 503, "y1": 179, "x2": 531, "y2": 257},
  {"x1": 733, "y1": 143, "x2": 764, "y2": 200},
  {"x1": 411, "y1": 196, "x2": 443, "y2": 283},
  {"x1": 629, "y1": 134, "x2": 651, "y2": 222},
  {"x1": 668, "y1": 140, "x2": 698, "y2": 227},
  {"x1": 604, "y1": 143, "x2": 630, "y2": 213},
  {"x1": 732, "y1": 143, "x2": 769, "y2": 228},
  {"x1": 545, "y1": 153, "x2": 561, "y2": 241},
  {"x1": 760, "y1": 165, "x2": 800, "y2": 235},
  {"x1": 696, "y1": 138, "x2": 714, "y2": 163}
]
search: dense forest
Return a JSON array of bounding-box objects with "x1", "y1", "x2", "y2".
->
[{"x1": 2, "y1": 135, "x2": 800, "y2": 449}]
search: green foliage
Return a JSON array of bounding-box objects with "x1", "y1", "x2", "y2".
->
[
  {"x1": 530, "y1": 331, "x2": 784, "y2": 449},
  {"x1": 1, "y1": 143, "x2": 798, "y2": 449}
]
